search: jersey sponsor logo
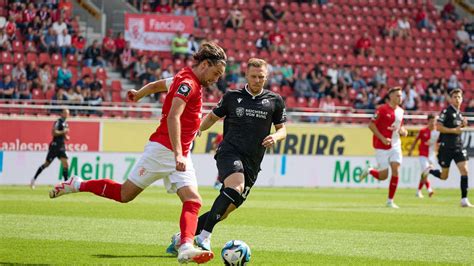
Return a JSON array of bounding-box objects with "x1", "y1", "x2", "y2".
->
[
  {"x1": 261, "y1": 99, "x2": 270, "y2": 107},
  {"x1": 236, "y1": 107, "x2": 245, "y2": 117},
  {"x1": 233, "y1": 160, "x2": 243, "y2": 168},
  {"x1": 177, "y1": 84, "x2": 191, "y2": 97},
  {"x1": 237, "y1": 98, "x2": 242, "y2": 103}
]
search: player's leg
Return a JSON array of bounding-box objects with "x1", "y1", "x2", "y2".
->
[
  {"x1": 360, "y1": 149, "x2": 390, "y2": 181},
  {"x1": 417, "y1": 157, "x2": 429, "y2": 198},
  {"x1": 454, "y1": 151, "x2": 472, "y2": 207},
  {"x1": 386, "y1": 148, "x2": 402, "y2": 208},
  {"x1": 31, "y1": 148, "x2": 55, "y2": 188},
  {"x1": 59, "y1": 157, "x2": 69, "y2": 181},
  {"x1": 431, "y1": 149, "x2": 451, "y2": 180}
]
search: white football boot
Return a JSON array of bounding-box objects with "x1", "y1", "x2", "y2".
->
[{"x1": 49, "y1": 176, "x2": 82, "y2": 198}]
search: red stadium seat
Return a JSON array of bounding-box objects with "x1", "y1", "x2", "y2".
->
[
  {"x1": 111, "y1": 80, "x2": 122, "y2": 92},
  {"x1": 51, "y1": 54, "x2": 62, "y2": 66},
  {"x1": 38, "y1": 53, "x2": 51, "y2": 65},
  {"x1": 0, "y1": 51, "x2": 12, "y2": 64}
]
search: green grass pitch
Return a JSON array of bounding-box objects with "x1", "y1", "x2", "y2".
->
[{"x1": 1, "y1": 186, "x2": 473, "y2": 265}]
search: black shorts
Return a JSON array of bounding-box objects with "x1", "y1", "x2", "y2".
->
[
  {"x1": 46, "y1": 143, "x2": 67, "y2": 163},
  {"x1": 215, "y1": 146, "x2": 258, "y2": 201},
  {"x1": 437, "y1": 147, "x2": 468, "y2": 168}
]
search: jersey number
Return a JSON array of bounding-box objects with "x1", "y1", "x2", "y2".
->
[{"x1": 241, "y1": 186, "x2": 251, "y2": 199}]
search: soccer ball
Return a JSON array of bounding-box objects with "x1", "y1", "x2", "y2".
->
[{"x1": 221, "y1": 240, "x2": 251, "y2": 266}]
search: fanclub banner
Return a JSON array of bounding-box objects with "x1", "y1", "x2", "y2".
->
[
  {"x1": 1, "y1": 151, "x2": 472, "y2": 189},
  {"x1": 124, "y1": 13, "x2": 194, "y2": 51},
  {"x1": 0, "y1": 119, "x2": 100, "y2": 152}
]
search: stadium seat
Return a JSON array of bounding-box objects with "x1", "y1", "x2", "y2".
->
[
  {"x1": 26, "y1": 53, "x2": 38, "y2": 64},
  {"x1": 0, "y1": 51, "x2": 12, "y2": 64},
  {"x1": 111, "y1": 80, "x2": 122, "y2": 92},
  {"x1": 38, "y1": 53, "x2": 51, "y2": 65},
  {"x1": 51, "y1": 54, "x2": 62, "y2": 66},
  {"x1": 13, "y1": 52, "x2": 24, "y2": 64}
]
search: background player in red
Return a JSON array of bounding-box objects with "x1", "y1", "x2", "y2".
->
[
  {"x1": 48, "y1": 43, "x2": 227, "y2": 264},
  {"x1": 360, "y1": 87, "x2": 408, "y2": 208},
  {"x1": 211, "y1": 133, "x2": 223, "y2": 189},
  {"x1": 408, "y1": 114, "x2": 439, "y2": 198}
]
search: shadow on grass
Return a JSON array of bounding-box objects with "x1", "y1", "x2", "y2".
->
[{"x1": 92, "y1": 254, "x2": 173, "y2": 259}]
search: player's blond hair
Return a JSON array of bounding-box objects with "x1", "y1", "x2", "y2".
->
[
  {"x1": 247, "y1": 58, "x2": 268, "y2": 69},
  {"x1": 388, "y1": 86, "x2": 402, "y2": 95},
  {"x1": 193, "y1": 42, "x2": 227, "y2": 67}
]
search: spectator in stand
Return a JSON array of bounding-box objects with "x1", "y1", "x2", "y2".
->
[
  {"x1": 72, "y1": 35, "x2": 86, "y2": 55},
  {"x1": 161, "y1": 64, "x2": 175, "y2": 79},
  {"x1": 383, "y1": 15, "x2": 399, "y2": 39},
  {"x1": 441, "y1": 0, "x2": 459, "y2": 22},
  {"x1": 397, "y1": 16, "x2": 411, "y2": 39},
  {"x1": 114, "y1": 32, "x2": 126, "y2": 57},
  {"x1": 155, "y1": 0, "x2": 172, "y2": 14},
  {"x1": 40, "y1": 27, "x2": 58, "y2": 54},
  {"x1": 225, "y1": 4, "x2": 245, "y2": 30},
  {"x1": 456, "y1": 25, "x2": 473, "y2": 51},
  {"x1": 0, "y1": 30, "x2": 12, "y2": 51},
  {"x1": 256, "y1": 32, "x2": 271, "y2": 52},
  {"x1": 262, "y1": 0, "x2": 285, "y2": 22},
  {"x1": 37, "y1": 4, "x2": 50, "y2": 21},
  {"x1": 23, "y1": 3, "x2": 36, "y2": 27},
  {"x1": 88, "y1": 89, "x2": 103, "y2": 116},
  {"x1": 16, "y1": 75, "x2": 31, "y2": 100},
  {"x1": 187, "y1": 34, "x2": 199, "y2": 58},
  {"x1": 90, "y1": 76, "x2": 103, "y2": 92},
  {"x1": 1, "y1": 75, "x2": 16, "y2": 99},
  {"x1": 447, "y1": 74, "x2": 463, "y2": 93},
  {"x1": 141, "y1": 0, "x2": 152, "y2": 13},
  {"x1": 465, "y1": 99, "x2": 474, "y2": 113},
  {"x1": 281, "y1": 62, "x2": 295, "y2": 87},
  {"x1": 171, "y1": 31, "x2": 188, "y2": 59},
  {"x1": 5, "y1": 16, "x2": 17, "y2": 41},
  {"x1": 52, "y1": 16, "x2": 68, "y2": 36},
  {"x1": 372, "y1": 67, "x2": 387, "y2": 89},
  {"x1": 326, "y1": 63, "x2": 338, "y2": 86},
  {"x1": 146, "y1": 54, "x2": 161, "y2": 73},
  {"x1": 294, "y1": 72, "x2": 315, "y2": 98},
  {"x1": 225, "y1": 57, "x2": 240, "y2": 84},
  {"x1": 463, "y1": 18, "x2": 474, "y2": 40},
  {"x1": 354, "y1": 32, "x2": 374, "y2": 57},
  {"x1": 173, "y1": 3, "x2": 184, "y2": 15},
  {"x1": 310, "y1": 63, "x2": 328, "y2": 97},
  {"x1": 57, "y1": 28, "x2": 74, "y2": 57},
  {"x1": 12, "y1": 61, "x2": 27, "y2": 82},
  {"x1": 31, "y1": 16, "x2": 43, "y2": 32},
  {"x1": 26, "y1": 61, "x2": 40, "y2": 89},
  {"x1": 84, "y1": 40, "x2": 105, "y2": 67},
  {"x1": 461, "y1": 47, "x2": 474, "y2": 71},
  {"x1": 134, "y1": 55, "x2": 149, "y2": 84},
  {"x1": 268, "y1": 60, "x2": 283, "y2": 85},
  {"x1": 102, "y1": 29, "x2": 117, "y2": 64},
  {"x1": 56, "y1": 61, "x2": 72, "y2": 89},
  {"x1": 351, "y1": 68, "x2": 368, "y2": 91},
  {"x1": 403, "y1": 76, "x2": 419, "y2": 111},
  {"x1": 338, "y1": 65, "x2": 353, "y2": 87},
  {"x1": 64, "y1": 86, "x2": 84, "y2": 105},
  {"x1": 39, "y1": 63, "x2": 52, "y2": 92},
  {"x1": 426, "y1": 78, "x2": 445, "y2": 103},
  {"x1": 269, "y1": 27, "x2": 287, "y2": 53},
  {"x1": 415, "y1": 7, "x2": 435, "y2": 31},
  {"x1": 119, "y1": 41, "x2": 136, "y2": 79},
  {"x1": 319, "y1": 94, "x2": 336, "y2": 122},
  {"x1": 75, "y1": 74, "x2": 92, "y2": 92},
  {"x1": 52, "y1": 88, "x2": 68, "y2": 104}
]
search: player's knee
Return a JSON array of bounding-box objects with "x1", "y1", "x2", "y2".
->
[{"x1": 222, "y1": 187, "x2": 244, "y2": 208}]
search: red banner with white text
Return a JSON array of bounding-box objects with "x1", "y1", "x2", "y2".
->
[
  {"x1": 124, "y1": 13, "x2": 194, "y2": 51},
  {"x1": 0, "y1": 120, "x2": 100, "y2": 152}
]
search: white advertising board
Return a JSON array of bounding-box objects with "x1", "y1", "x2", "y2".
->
[{"x1": 1, "y1": 151, "x2": 471, "y2": 189}]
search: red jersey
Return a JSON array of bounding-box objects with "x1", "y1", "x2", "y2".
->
[
  {"x1": 149, "y1": 67, "x2": 202, "y2": 156},
  {"x1": 213, "y1": 133, "x2": 223, "y2": 147},
  {"x1": 372, "y1": 103, "x2": 404, "y2": 150},
  {"x1": 417, "y1": 127, "x2": 439, "y2": 157}
]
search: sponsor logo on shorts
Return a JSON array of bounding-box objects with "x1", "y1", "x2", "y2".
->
[{"x1": 139, "y1": 167, "x2": 147, "y2": 176}]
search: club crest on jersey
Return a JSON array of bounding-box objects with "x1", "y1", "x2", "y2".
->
[
  {"x1": 237, "y1": 98, "x2": 242, "y2": 103},
  {"x1": 236, "y1": 107, "x2": 245, "y2": 117},
  {"x1": 261, "y1": 99, "x2": 270, "y2": 107},
  {"x1": 177, "y1": 84, "x2": 191, "y2": 97}
]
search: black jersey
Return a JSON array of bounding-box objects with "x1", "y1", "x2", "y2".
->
[
  {"x1": 213, "y1": 86, "x2": 286, "y2": 169},
  {"x1": 438, "y1": 105, "x2": 463, "y2": 149},
  {"x1": 52, "y1": 117, "x2": 68, "y2": 146}
]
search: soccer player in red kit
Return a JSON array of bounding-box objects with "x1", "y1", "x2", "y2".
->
[
  {"x1": 49, "y1": 43, "x2": 227, "y2": 264},
  {"x1": 359, "y1": 87, "x2": 408, "y2": 208},
  {"x1": 408, "y1": 114, "x2": 439, "y2": 198}
]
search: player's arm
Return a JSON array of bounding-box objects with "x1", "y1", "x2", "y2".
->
[
  {"x1": 127, "y1": 77, "x2": 173, "y2": 102},
  {"x1": 200, "y1": 112, "x2": 221, "y2": 132},
  {"x1": 167, "y1": 97, "x2": 187, "y2": 171},
  {"x1": 52, "y1": 122, "x2": 68, "y2": 137},
  {"x1": 408, "y1": 132, "x2": 420, "y2": 156},
  {"x1": 399, "y1": 125, "x2": 408, "y2": 137},
  {"x1": 262, "y1": 123, "x2": 287, "y2": 148},
  {"x1": 368, "y1": 121, "x2": 390, "y2": 145},
  {"x1": 437, "y1": 122, "x2": 462, "y2": 135}
]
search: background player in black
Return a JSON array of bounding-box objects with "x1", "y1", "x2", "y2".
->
[
  {"x1": 31, "y1": 109, "x2": 70, "y2": 189},
  {"x1": 427, "y1": 89, "x2": 472, "y2": 207},
  {"x1": 191, "y1": 58, "x2": 286, "y2": 251}
]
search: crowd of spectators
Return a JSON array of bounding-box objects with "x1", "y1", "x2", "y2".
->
[{"x1": 0, "y1": 0, "x2": 473, "y2": 118}]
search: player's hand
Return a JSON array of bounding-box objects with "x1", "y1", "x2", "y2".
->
[
  {"x1": 64, "y1": 128, "x2": 69, "y2": 133},
  {"x1": 453, "y1": 127, "x2": 463, "y2": 135},
  {"x1": 387, "y1": 125, "x2": 396, "y2": 131},
  {"x1": 197, "y1": 130, "x2": 202, "y2": 137},
  {"x1": 399, "y1": 128, "x2": 408, "y2": 137},
  {"x1": 262, "y1": 135, "x2": 277, "y2": 148},
  {"x1": 127, "y1": 89, "x2": 139, "y2": 102},
  {"x1": 462, "y1": 117, "x2": 468, "y2": 128},
  {"x1": 65, "y1": 135, "x2": 70, "y2": 141},
  {"x1": 174, "y1": 154, "x2": 186, "y2": 172},
  {"x1": 382, "y1": 137, "x2": 391, "y2": 146},
  {"x1": 407, "y1": 151, "x2": 412, "y2": 156}
]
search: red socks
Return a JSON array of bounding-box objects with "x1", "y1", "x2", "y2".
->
[
  {"x1": 388, "y1": 176, "x2": 399, "y2": 200},
  {"x1": 79, "y1": 179, "x2": 123, "y2": 202},
  {"x1": 418, "y1": 179, "x2": 424, "y2": 190},
  {"x1": 369, "y1": 169, "x2": 380, "y2": 179},
  {"x1": 180, "y1": 201, "x2": 201, "y2": 245},
  {"x1": 425, "y1": 179, "x2": 431, "y2": 189}
]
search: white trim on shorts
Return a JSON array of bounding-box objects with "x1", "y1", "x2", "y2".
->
[
  {"x1": 128, "y1": 141, "x2": 197, "y2": 193},
  {"x1": 375, "y1": 147, "x2": 403, "y2": 170}
]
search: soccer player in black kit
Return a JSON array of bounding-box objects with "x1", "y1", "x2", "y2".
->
[
  {"x1": 31, "y1": 108, "x2": 70, "y2": 189},
  {"x1": 166, "y1": 58, "x2": 287, "y2": 253},
  {"x1": 426, "y1": 89, "x2": 472, "y2": 207}
]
